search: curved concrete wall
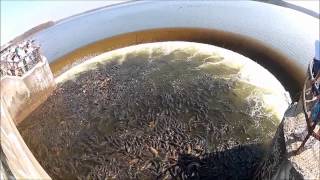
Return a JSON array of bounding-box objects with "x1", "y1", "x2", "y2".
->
[
  {"x1": 1, "y1": 1, "x2": 318, "y2": 179},
  {"x1": 33, "y1": 1, "x2": 318, "y2": 73},
  {"x1": 1, "y1": 57, "x2": 54, "y2": 179}
]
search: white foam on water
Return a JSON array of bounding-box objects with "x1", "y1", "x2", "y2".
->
[
  {"x1": 238, "y1": 56, "x2": 291, "y2": 121},
  {"x1": 56, "y1": 41, "x2": 291, "y2": 121}
]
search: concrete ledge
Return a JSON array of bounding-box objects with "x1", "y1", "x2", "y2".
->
[
  {"x1": 283, "y1": 101, "x2": 320, "y2": 179},
  {"x1": 255, "y1": 101, "x2": 320, "y2": 179},
  {"x1": 1, "y1": 56, "x2": 54, "y2": 179},
  {"x1": 1, "y1": 56, "x2": 55, "y2": 124}
]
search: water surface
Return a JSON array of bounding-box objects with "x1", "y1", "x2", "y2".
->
[{"x1": 18, "y1": 42, "x2": 290, "y2": 179}]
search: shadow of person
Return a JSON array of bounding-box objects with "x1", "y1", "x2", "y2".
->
[{"x1": 162, "y1": 144, "x2": 265, "y2": 180}]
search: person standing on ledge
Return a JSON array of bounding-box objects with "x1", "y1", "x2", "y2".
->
[
  {"x1": 294, "y1": 40, "x2": 320, "y2": 155},
  {"x1": 312, "y1": 40, "x2": 320, "y2": 74}
]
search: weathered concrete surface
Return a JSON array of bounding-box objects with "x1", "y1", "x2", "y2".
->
[
  {"x1": 1, "y1": 103, "x2": 50, "y2": 179},
  {"x1": 0, "y1": 56, "x2": 54, "y2": 179},
  {"x1": 255, "y1": 100, "x2": 319, "y2": 179},
  {"x1": 283, "y1": 101, "x2": 320, "y2": 180},
  {"x1": 1, "y1": 56, "x2": 55, "y2": 124}
]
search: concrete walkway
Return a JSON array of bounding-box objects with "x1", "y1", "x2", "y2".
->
[{"x1": 283, "y1": 101, "x2": 320, "y2": 179}]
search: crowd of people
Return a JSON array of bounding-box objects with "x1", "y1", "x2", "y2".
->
[{"x1": 0, "y1": 40, "x2": 41, "y2": 77}]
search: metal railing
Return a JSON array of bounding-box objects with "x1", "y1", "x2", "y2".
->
[
  {"x1": 0, "y1": 41, "x2": 41, "y2": 78},
  {"x1": 294, "y1": 60, "x2": 320, "y2": 154}
]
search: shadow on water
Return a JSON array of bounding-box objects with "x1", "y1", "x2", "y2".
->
[{"x1": 159, "y1": 144, "x2": 265, "y2": 180}]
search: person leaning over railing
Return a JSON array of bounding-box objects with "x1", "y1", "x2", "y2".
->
[{"x1": 294, "y1": 40, "x2": 320, "y2": 155}]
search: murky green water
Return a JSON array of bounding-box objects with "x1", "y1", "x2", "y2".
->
[{"x1": 18, "y1": 42, "x2": 290, "y2": 179}]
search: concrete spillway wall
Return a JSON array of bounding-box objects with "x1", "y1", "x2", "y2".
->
[
  {"x1": 1, "y1": 52, "x2": 317, "y2": 179},
  {"x1": 1, "y1": 57, "x2": 55, "y2": 124},
  {"x1": 0, "y1": 56, "x2": 54, "y2": 179},
  {"x1": 255, "y1": 99, "x2": 319, "y2": 179},
  {"x1": 0, "y1": 1, "x2": 318, "y2": 179}
]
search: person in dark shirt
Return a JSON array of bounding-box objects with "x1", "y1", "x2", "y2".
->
[
  {"x1": 312, "y1": 40, "x2": 320, "y2": 96},
  {"x1": 312, "y1": 40, "x2": 320, "y2": 76},
  {"x1": 311, "y1": 95, "x2": 320, "y2": 141},
  {"x1": 311, "y1": 40, "x2": 320, "y2": 132},
  {"x1": 294, "y1": 40, "x2": 320, "y2": 155},
  {"x1": 311, "y1": 95, "x2": 320, "y2": 124}
]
